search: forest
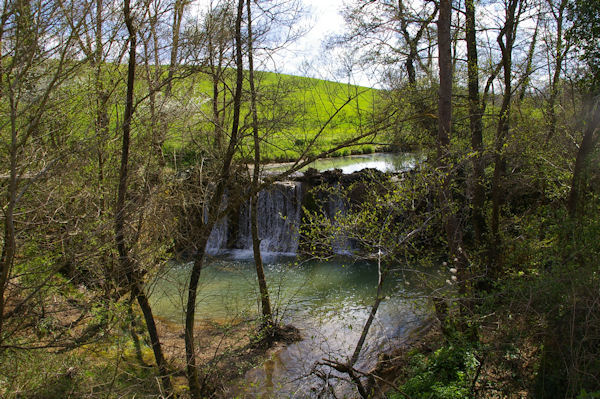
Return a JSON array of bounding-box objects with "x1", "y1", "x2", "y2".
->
[{"x1": 0, "y1": 0, "x2": 599, "y2": 398}]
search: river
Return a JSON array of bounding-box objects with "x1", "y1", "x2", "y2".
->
[
  {"x1": 265, "y1": 152, "x2": 422, "y2": 175},
  {"x1": 151, "y1": 257, "x2": 430, "y2": 397},
  {"x1": 151, "y1": 152, "x2": 431, "y2": 397}
]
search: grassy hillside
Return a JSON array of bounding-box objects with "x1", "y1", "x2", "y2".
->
[{"x1": 162, "y1": 69, "x2": 382, "y2": 163}]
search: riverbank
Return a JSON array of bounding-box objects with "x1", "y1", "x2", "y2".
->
[
  {"x1": 151, "y1": 316, "x2": 300, "y2": 396},
  {"x1": 157, "y1": 317, "x2": 255, "y2": 393}
]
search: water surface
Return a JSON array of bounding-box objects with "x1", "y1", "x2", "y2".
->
[
  {"x1": 150, "y1": 257, "x2": 429, "y2": 397},
  {"x1": 265, "y1": 152, "x2": 421, "y2": 175}
]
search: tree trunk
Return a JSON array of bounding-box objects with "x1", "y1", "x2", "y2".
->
[
  {"x1": 490, "y1": 0, "x2": 518, "y2": 275},
  {"x1": 397, "y1": 0, "x2": 438, "y2": 137},
  {"x1": 438, "y1": 0, "x2": 470, "y2": 322},
  {"x1": 94, "y1": 0, "x2": 108, "y2": 214},
  {"x1": 128, "y1": 302, "x2": 147, "y2": 366},
  {"x1": 437, "y1": 0, "x2": 452, "y2": 152},
  {"x1": 133, "y1": 283, "x2": 172, "y2": 393},
  {"x1": 165, "y1": 0, "x2": 184, "y2": 97},
  {"x1": 567, "y1": 100, "x2": 600, "y2": 217},
  {"x1": 545, "y1": 0, "x2": 568, "y2": 144},
  {"x1": 518, "y1": 14, "x2": 539, "y2": 102},
  {"x1": 0, "y1": 86, "x2": 18, "y2": 343},
  {"x1": 185, "y1": 1, "x2": 245, "y2": 397},
  {"x1": 465, "y1": 0, "x2": 486, "y2": 244},
  {"x1": 115, "y1": 1, "x2": 172, "y2": 393},
  {"x1": 184, "y1": 233, "x2": 208, "y2": 398},
  {"x1": 246, "y1": 0, "x2": 274, "y2": 330}
]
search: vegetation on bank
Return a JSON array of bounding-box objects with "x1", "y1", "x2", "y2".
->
[
  {"x1": 1, "y1": 0, "x2": 599, "y2": 398},
  {"x1": 71, "y1": 62, "x2": 381, "y2": 165}
]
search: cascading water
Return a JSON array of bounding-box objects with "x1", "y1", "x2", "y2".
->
[
  {"x1": 202, "y1": 153, "x2": 420, "y2": 257},
  {"x1": 205, "y1": 181, "x2": 304, "y2": 256},
  {"x1": 326, "y1": 186, "x2": 355, "y2": 255},
  {"x1": 205, "y1": 217, "x2": 228, "y2": 255},
  {"x1": 161, "y1": 154, "x2": 427, "y2": 398},
  {"x1": 236, "y1": 181, "x2": 302, "y2": 254}
]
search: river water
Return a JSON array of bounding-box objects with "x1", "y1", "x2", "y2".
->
[
  {"x1": 151, "y1": 257, "x2": 430, "y2": 398},
  {"x1": 151, "y1": 152, "x2": 431, "y2": 397},
  {"x1": 265, "y1": 152, "x2": 421, "y2": 175}
]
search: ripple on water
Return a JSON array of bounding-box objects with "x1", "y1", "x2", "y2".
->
[{"x1": 151, "y1": 257, "x2": 429, "y2": 397}]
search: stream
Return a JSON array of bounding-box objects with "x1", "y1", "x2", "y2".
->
[
  {"x1": 151, "y1": 257, "x2": 430, "y2": 398},
  {"x1": 151, "y1": 153, "x2": 431, "y2": 397},
  {"x1": 265, "y1": 152, "x2": 422, "y2": 175}
]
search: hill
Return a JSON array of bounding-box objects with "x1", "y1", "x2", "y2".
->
[{"x1": 161, "y1": 68, "x2": 382, "y2": 163}]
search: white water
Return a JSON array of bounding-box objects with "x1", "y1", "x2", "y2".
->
[
  {"x1": 265, "y1": 152, "x2": 421, "y2": 175},
  {"x1": 207, "y1": 153, "x2": 420, "y2": 257}
]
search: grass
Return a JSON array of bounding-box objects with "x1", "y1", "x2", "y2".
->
[
  {"x1": 160, "y1": 68, "x2": 382, "y2": 164},
  {"x1": 26, "y1": 62, "x2": 382, "y2": 168}
]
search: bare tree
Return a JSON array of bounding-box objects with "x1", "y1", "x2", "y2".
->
[
  {"x1": 464, "y1": 0, "x2": 486, "y2": 245},
  {"x1": 0, "y1": 0, "x2": 86, "y2": 345},
  {"x1": 114, "y1": 0, "x2": 172, "y2": 392},
  {"x1": 489, "y1": 0, "x2": 523, "y2": 274},
  {"x1": 335, "y1": 0, "x2": 439, "y2": 140},
  {"x1": 567, "y1": 97, "x2": 600, "y2": 217},
  {"x1": 184, "y1": 1, "x2": 245, "y2": 395},
  {"x1": 165, "y1": 0, "x2": 187, "y2": 96},
  {"x1": 246, "y1": 0, "x2": 274, "y2": 332},
  {"x1": 544, "y1": 0, "x2": 571, "y2": 144}
]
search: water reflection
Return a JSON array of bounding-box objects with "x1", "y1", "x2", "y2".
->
[
  {"x1": 265, "y1": 152, "x2": 423, "y2": 175},
  {"x1": 150, "y1": 258, "x2": 429, "y2": 397}
]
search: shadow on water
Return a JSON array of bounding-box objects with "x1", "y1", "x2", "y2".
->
[{"x1": 150, "y1": 255, "x2": 431, "y2": 398}]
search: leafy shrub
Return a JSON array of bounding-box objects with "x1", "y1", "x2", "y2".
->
[
  {"x1": 362, "y1": 145, "x2": 374, "y2": 154},
  {"x1": 390, "y1": 343, "x2": 478, "y2": 399}
]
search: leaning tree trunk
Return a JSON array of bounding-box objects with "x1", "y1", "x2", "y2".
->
[
  {"x1": 184, "y1": 1, "x2": 245, "y2": 397},
  {"x1": 115, "y1": 0, "x2": 172, "y2": 393}
]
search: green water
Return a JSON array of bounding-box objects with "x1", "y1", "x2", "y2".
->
[
  {"x1": 150, "y1": 257, "x2": 418, "y2": 323},
  {"x1": 150, "y1": 256, "x2": 429, "y2": 397}
]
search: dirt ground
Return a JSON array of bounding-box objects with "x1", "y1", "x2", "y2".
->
[{"x1": 155, "y1": 317, "x2": 301, "y2": 397}]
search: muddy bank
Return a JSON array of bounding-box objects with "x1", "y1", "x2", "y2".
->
[{"x1": 155, "y1": 317, "x2": 300, "y2": 396}]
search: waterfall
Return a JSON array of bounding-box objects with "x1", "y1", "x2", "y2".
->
[
  {"x1": 206, "y1": 181, "x2": 303, "y2": 256},
  {"x1": 201, "y1": 171, "x2": 386, "y2": 257},
  {"x1": 206, "y1": 217, "x2": 228, "y2": 255},
  {"x1": 205, "y1": 197, "x2": 229, "y2": 255},
  {"x1": 326, "y1": 190, "x2": 354, "y2": 255},
  {"x1": 188, "y1": 156, "x2": 416, "y2": 258},
  {"x1": 237, "y1": 181, "x2": 302, "y2": 254}
]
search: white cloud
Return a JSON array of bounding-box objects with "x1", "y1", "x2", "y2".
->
[
  {"x1": 188, "y1": 0, "x2": 375, "y2": 86},
  {"x1": 269, "y1": 0, "x2": 377, "y2": 87}
]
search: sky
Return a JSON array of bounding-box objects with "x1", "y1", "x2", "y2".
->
[
  {"x1": 191, "y1": 0, "x2": 375, "y2": 86},
  {"x1": 271, "y1": 0, "x2": 376, "y2": 87},
  {"x1": 278, "y1": 0, "x2": 346, "y2": 72}
]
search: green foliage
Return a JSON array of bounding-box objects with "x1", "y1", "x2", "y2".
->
[
  {"x1": 482, "y1": 197, "x2": 600, "y2": 398},
  {"x1": 390, "y1": 342, "x2": 479, "y2": 399},
  {"x1": 568, "y1": 0, "x2": 600, "y2": 92},
  {"x1": 0, "y1": 298, "x2": 166, "y2": 398},
  {"x1": 162, "y1": 69, "x2": 380, "y2": 164},
  {"x1": 578, "y1": 390, "x2": 600, "y2": 399}
]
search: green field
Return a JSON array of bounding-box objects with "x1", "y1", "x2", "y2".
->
[{"x1": 158, "y1": 68, "x2": 382, "y2": 163}]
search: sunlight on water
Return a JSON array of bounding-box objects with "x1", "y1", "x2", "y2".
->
[
  {"x1": 265, "y1": 152, "x2": 422, "y2": 175},
  {"x1": 150, "y1": 257, "x2": 430, "y2": 398}
]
